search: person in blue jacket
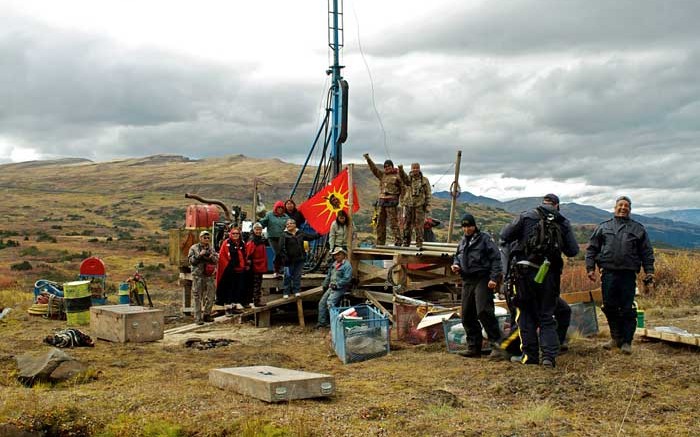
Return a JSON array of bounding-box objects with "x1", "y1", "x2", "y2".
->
[{"x1": 316, "y1": 247, "x2": 353, "y2": 328}]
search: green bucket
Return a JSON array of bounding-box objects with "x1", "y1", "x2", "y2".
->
[{"x1": 636, "y1": 310, "x2": 645, "y2": 328}]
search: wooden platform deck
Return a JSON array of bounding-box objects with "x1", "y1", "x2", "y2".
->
[{"x1": 636, "y1": 327, "x2": 700, "y2": 347}]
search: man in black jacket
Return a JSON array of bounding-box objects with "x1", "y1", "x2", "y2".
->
[
  {"x1": 451, "y1": 213, "x2": 503, "y2": 358},
  {"x1": 585, "y1": 196, "x2": 655, "y2": 354},
  {"x1": 500, "y1": 194, "x2": 579, "y2": 367}
]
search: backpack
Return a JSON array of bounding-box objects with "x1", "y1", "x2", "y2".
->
[{"x1": 524, "y1": 206, "x2": 563, "y2": 263}]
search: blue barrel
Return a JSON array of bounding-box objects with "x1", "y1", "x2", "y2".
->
[{"x1": 118, "y1": 282, "x2": 130, "y2": 304}]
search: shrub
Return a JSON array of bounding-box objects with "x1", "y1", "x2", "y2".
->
[
  {"x1": 0, "y1": 239, "x2": 20, "y2": 250},
  {"x1": 20, "y1": 246, "x2": 39, "y2": 256},
  {"x1": 36, "y1": 232, "x2": 57, "y2": 243},
  {"x1": 11, "y1": 261, "x2": 32, "y2": 271}
]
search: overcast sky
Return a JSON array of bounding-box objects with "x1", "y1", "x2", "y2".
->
[{"x1": 2, "y1": 0, "x2": 699, "y2": 212}]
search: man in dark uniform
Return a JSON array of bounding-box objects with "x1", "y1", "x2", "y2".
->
[
  {"x1": 585, "y1": 196, "x2": 655, "y2": 354},
  {"x1": 500, "y1": 194, "x2": 579, "y2": 367},
  {"x1": 451, "y1": 213, "x2": 503, "y2": 358},
  {"x1": 364, "y1": 153, "x2": 403, "y2": 246}
]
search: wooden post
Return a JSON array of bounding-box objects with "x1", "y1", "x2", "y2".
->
[
  {"x1": 296, "y1": 298, "x2": 306, "y2": 327},
  {"x1": 447, "y1": 150, "x2": 462, "y2": 243},
  {"x1": 252, "y1": 178, "x2": 259, "y2": 220}
]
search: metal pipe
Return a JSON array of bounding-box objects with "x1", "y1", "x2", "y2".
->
[{"x1": 184, "y1": 193, "x2": 232, "y2": 222}]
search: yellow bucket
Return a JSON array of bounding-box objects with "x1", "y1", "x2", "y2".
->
[{"x1": 63, "y1": 280, "x2": 91, "y2": 326}]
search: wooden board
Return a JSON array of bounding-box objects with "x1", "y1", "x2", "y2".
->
[
  {"x1": 637, "y1": 328, "x2": 700, "y2": 347},
  {"x1": 90, "y1": 305, "x2": 164, "y2": 343},
  {"x1": 561, "y1": 289, "x2": 603, "y2": 304},
  {"x1": 209, "y1": 366, "x2": 335, "y2": 402}
]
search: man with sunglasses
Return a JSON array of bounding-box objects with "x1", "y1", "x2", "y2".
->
[{"x1": 188, "y1": 230, "x2": 219, "y2": 325}]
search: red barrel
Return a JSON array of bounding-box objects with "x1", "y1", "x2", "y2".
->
[
  {"x1": 79, "y1": 257, "x2": 106, "y2": 276},
  {"x1": 185, "y1": 204, "x2": 220, "y2": 229}
]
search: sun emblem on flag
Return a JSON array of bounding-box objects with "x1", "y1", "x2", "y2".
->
[{"x1": 313, "y1": 187, "x2": 349, "y2": 225}]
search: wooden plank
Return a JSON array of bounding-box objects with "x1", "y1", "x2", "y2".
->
[
  {"x1": 561, "y1": 289, "x2": 603, "y2": 304},
  {"x1": 363, "y1": 290, "x2": 394, "y2": 324},
  {"x1": 403, "y1": 276, "x2": 457, "y2": 292},
  {"x1": 637, "y1": 327, "x2": 700, "y2": 347},
  {"x1": 351, "y1": 290, "x2": 394, "y2": 303}
]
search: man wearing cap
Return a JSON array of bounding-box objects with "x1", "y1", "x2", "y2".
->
[
  {"x1": 363, "y1": 153, "x2": 403, "y2": 246},
  {"x1": 316, "y1": 246, "x2": 353, "y2": 328},
  {"x1": 500, "y1": 194, "x2": 579, "y2": 367},
  {"x1": 586, "y1": 196, "x2": 655, "y2": 354},
  {"x1": 398, "y1": 162, "x2": 432, "y2": 249},
  {"x1": 188, "y1": 230, "x2": 219, "y2": 324},
  {"x1": 451, "y1": 213, "x2": 504, "y2": 358}
]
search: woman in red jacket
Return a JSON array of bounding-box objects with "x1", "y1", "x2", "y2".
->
[
  {"x1": 246, "y1": 222, "x2": 269, "y2": 307},
  {"x1": 216, "y1": 227, "x2": 251, "y2": 314}
]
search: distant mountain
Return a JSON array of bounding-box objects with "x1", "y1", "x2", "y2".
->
[
  {"x1": 435, "y1": 191, "x2": 700, "y2": 249},
  {"x1": 433, "y1": 191, "x2": 501, "y2": 207},
  {"x1": 650, "y1": 209, "x2": 700, "y2": 226}
]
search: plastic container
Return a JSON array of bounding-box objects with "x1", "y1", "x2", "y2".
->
[
  {"x1": 330, "y1": 304, "x2": 390, "y2": 364},
  {"x1": 637, "y1": 310, "x2": 645, "y2": 328},
  {"x1": 534, "y1": 259, "x2": 550, "y2": 284},
  {"x1": 64, "y1": 280, "x2": 91, "y2": 326},
  {"x1": 118, "y1": 282, "x2": 130, "y2": 304}
]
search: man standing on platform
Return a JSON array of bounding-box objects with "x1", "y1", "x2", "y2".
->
[
  {"x1": 399, "y1": 162, "x2": 432, "y2": 249},
  {"x1": 363, "y1": 153, "x2": 403, "y2": 246}
]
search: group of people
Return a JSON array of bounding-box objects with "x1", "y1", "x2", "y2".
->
[
  {"x1": 364, "y1": 153, "x2": 433, "y2": 249},
  {"x1": 187, "y1": 197, "x2": 354, "y2": 325},
  {"x1": 187, "y1": 224, "x2": 269, "y2": 325},
  {"x1": 452, "y1": 194, "x2": 655, "y2": 368}
]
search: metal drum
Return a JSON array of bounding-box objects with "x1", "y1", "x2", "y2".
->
[{"x1": 63, "y1": 280, "x2": 91, "y2": 326}]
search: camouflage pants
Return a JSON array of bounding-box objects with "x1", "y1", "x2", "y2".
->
[
  {"x1": 377, "y1": 205, "x2": 401, "y2": 246},
  {"x1": 403, "y1": 207, "x2": 426, "y2": 247},
  {"x1": 192, "y1": 275, "x2": 216, "y2": 322}
]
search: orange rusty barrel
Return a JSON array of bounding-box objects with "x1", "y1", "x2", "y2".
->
[{"x1": 185, "y1": 204, "x2": 220, "y2": 229}]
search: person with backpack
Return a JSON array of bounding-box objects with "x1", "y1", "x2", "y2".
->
[
  {"x1": 500, "y1": 194, "x2": 579, "y2": 368},
  {"x1": 450, "y1": 213, "x2": 504, "y2": 358},
  {"x1": 188, "y1": 230, "x2": 219, "y2": 324},
  {"x1": 585, "y1": 196, "x2": 655, "y2": 355}
]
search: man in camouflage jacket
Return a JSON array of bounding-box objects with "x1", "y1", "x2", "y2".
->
[
  {"x1": 399, "y1": 162, "x2": 431, "y2": 249},
  {"x1": 188, "y1": 230, "x2": 219, "y2": 324},
  {"x1": 364, "y1": 153, "x2": 403, "y2": 246}
]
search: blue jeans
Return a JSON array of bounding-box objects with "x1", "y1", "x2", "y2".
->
[
  {"x1": 317, "y1": 287, "x2": 346, "y2": 326},
  {"x1": 283, "y1": 260, "x2": 304, "y2": 295}
]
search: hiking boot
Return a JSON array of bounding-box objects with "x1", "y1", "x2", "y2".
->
[
  {"x1": 487, "y1": 347, "x2": 510, "y2": 361},
  {"x1": 195, "y1": 320, "x2": 205, "y2": 326},
  {"x1": 620, "y1": 343, "x2": 632, "y2": 355},
  {"x1": 458, "y1": 348, "x2": 481, "y2": 358},
  {"x1": 203, "y1": 315, "x2": 214, "y2": 323},
  {"x1": 542, "y1": 359, "x2": 555, "y2": 368},
  {"x1": 559, "y1": 341, "x2": 569, "y2": 354},
  {"x1": 510, "y1": 354, "x2": 523, "y2": 363},
  {"x1": 253, "y1": 301, "x2": 266, "y2": 308},
  {"x1": 602, "y1": 339, "x2": 618, "y2": 350},
  {"x1": 283, "y1": 294, "x2": 290, "y2": 299},
  {"x1": 294, "y1": 292, "x2": 301, "y2": 297}
]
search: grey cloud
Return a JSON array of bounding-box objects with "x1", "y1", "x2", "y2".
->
[{"x1": 366, "y1": 0, "x2": 700, "y2": 57}]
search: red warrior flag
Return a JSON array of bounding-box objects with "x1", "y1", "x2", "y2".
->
[{"x1": 298, "y1": 167, "x2": 360, "y2": 234}]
